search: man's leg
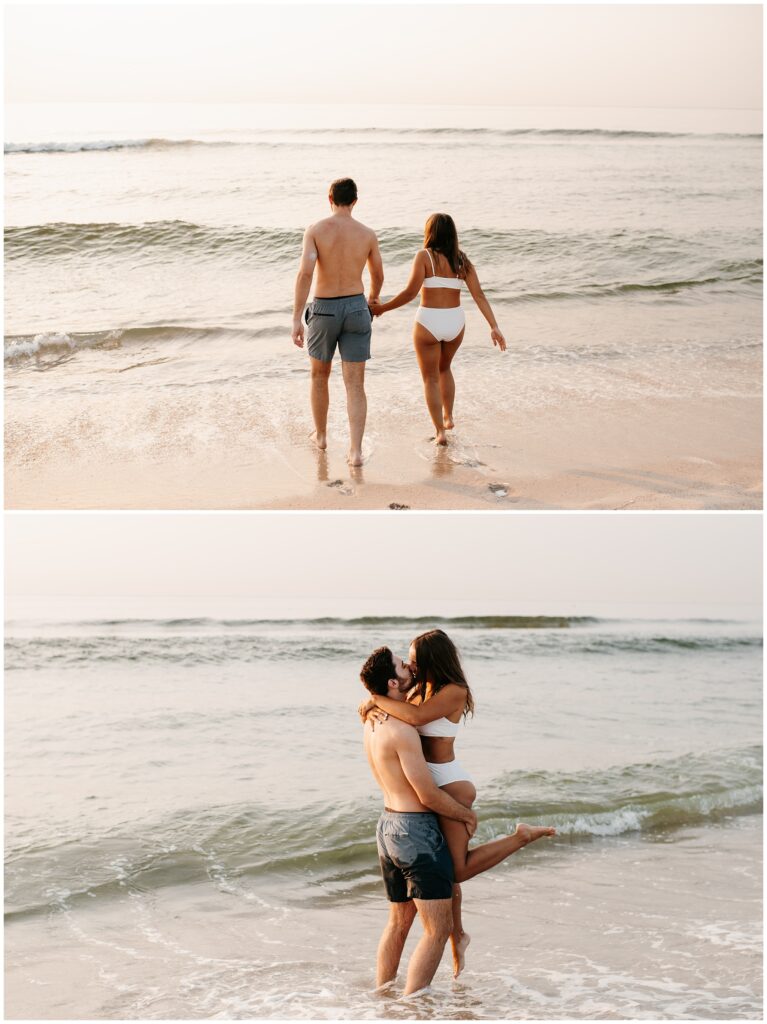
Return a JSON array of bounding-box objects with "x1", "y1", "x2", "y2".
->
[
  {"x1": 376, "y1": 900, "x2": 417, "y2": 988},
  {"x1": 403, "y1": 898, "x2": 453, "y2": 996},
  {"x1": 340, "y1": 359, "x2": 366, "y2": 466},
  {"x1": 309, "y1": 357, "x2": 332, "y2": 449}
]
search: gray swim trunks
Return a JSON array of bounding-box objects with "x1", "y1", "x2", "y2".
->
[
  {"x1": 304, "y1": 293, "x2": 373, "y2": 363},
  {"x1": 376, "y1": 810, "x2": 454, "y2": 902}
]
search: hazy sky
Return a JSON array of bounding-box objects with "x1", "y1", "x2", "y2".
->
[
  {"x1": 5, "y1": 3, "x2": 762, "y2": 108},
  {"x1": 5, "y1": 513, "x2": 762, "y2": 620}
]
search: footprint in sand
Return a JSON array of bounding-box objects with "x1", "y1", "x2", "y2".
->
[
  {"x1": 488, "y1": 482, "x2": 510, "y2": 498},
  {"x1": 388, "y1": 503, "x2": 410, "y2": 510},
  {"x1": 327, "y1": 479, "x2": 354, "y2": 497}
]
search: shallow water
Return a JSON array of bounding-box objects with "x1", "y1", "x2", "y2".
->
[
  {"x1": 5, "y1": 614, "x2": 762, "y2": 1017},
  {"x1": 4, "y1": 103, "x2": 762, "y2": 484}
]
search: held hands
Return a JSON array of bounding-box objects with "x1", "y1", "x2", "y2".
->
[
  {"x1": 292, "y1": 317, "x2": 305, "y2": 348},
  {"x1": 491, "y1": 327, "x2": 506, "y2": 352},
  {"x1": 368, "y1": 297, "x2": 385, "y2": 318}
]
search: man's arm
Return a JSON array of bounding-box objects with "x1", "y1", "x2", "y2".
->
[
  {"x1": 397, "y1": 728, "x2": 477, "y2": 834},
  {"x1": 366, "y1": 233, "x2": 384, "y2": 304},
  {"x1": 292, "y1": 226, "x2": 318, "y2": 347}
]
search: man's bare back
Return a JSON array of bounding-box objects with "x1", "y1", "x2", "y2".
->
[
  {"x1": 291, "y1": 179, "x2": 384, "y2": 466},
  {"x1": 311, "y1": 214, "x2": 381, "y2": 298}
]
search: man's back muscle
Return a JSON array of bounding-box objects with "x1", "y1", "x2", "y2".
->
[{"x1": 313, "y1": 216, "x2": 375, "y2": 297}]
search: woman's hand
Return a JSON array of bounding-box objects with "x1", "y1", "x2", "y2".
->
[
  {"x1": 491, "y1": 327, "x2": 506, "y2": 351},
  {"x1": 358, "y1": 698, "x2": 388, "y2": 727},
  {"x1": 368, "y1": 298, "x2": 386, "y2": 317},
  {"x1": 358, "y1": 697, "x2": 376, "y2": 722}
]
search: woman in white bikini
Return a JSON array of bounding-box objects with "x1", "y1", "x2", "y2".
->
[
  {"x1": 370, "y1": 213, "x2": 506, "y2": 445},
  {"x1": 360, "y1": 629, "x2": 555, "y2": 978}
]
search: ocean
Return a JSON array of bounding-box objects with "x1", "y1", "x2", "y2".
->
[
  {"x1": 5, "y1": 613, "x2": 762, "y2": 1018},
  {"x1": 4, "y1": 103, "x2": 763, "y2": 508}
]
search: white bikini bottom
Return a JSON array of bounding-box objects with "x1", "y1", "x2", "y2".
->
[
  {"x1": 426, "y1": 758, "x2": 473, "y2": 787},
  {"x1": 415, "y1": 305, "x2": 465, "y2": 343}
]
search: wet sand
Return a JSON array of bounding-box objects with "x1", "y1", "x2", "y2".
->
[{"x1": 6, "y1": 393, "x2": 761, "y2": 510}]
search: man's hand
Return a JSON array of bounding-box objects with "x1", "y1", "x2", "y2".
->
[
  {"x1": 368, "y1": 297, "x2": 384, "y2": 317},
  {"x1": 292, "y1": 317, "x2": 305, "y2": 348},
  {"x1": 464, "y1": 809, "x2": 478, "y2": 839}
]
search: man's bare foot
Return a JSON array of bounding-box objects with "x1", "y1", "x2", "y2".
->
[
  {"x1": 348, "y1": 448, "x2": 364, "y2": 466},
  {"x1": 515, "y1": 823, "x2": 556, "y2": 846},
  {"x1": 310, "y1": 430, "x2": 327, "y2": 451},
  {"x1": 451, "y1": 931, "x2": 471, "y2": 978},
  {"x1": 434, "y1": 430, "x2": 448, "y2": 446}
]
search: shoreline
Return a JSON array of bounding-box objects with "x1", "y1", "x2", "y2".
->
[
  {"x1": 5, "y1": 817, "x2": 761, "y2": 1019},
  {"x1": 6, "y1": 395, "x2": 762, "y2": 510}
]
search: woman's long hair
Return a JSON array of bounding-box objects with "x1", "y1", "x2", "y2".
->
[
  {"x1": 423, "y1": 213, "x2": 473, "y2": 279},
  {"x1": 410, "y1": 629, "x2": 475, "y2": 718}
]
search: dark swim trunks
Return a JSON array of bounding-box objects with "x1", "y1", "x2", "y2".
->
[
  {"x1": 376, "y1": 809, "x2": 454, "y2": 902},
  {"x1": 304, "y1": 293, "x2": 373, "y2": 363}
]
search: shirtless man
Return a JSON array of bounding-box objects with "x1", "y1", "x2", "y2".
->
[
  {"x1": 361, "y1": 645, "x2": 557, "y2": 993},
  {"x1": 360, "y1": 646, "x2": 477, "y2": 996},
  {"x1": 292, "y1": 178, "x2": 384, "y2": 467}
]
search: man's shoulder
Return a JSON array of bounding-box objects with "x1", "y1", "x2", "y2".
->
[
  {"x1": 365, "y1": 716, "x2": 416, "y2": 741},
  {"x1": 384, "y1": 716, "x2": 419, "y2": 741},
  {"x1": 309, "y1": 216, "x2": 332, "y2": 233},
  {"x1": 355, "y1": 220, "x2": 378, "y2": 240}
]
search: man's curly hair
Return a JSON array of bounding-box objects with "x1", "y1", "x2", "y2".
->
[{"x1": 360, "y1": 646, "x2": 395, "y2": 696}]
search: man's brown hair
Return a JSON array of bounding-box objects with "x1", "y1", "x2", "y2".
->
[
  {"x1": 329, "y1": 177, "x2": 358, "y2": 207},
  {"x1": 360, "y1": 646, "x2": 395, "y2": 695}
]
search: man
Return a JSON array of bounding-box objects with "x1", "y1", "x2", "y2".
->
[
  {"x1": 292, "y1": 177, "x2": 384, "y2": 468},
  {"x1": 359, "y1": 646, "x2": 477, "y2": 996}
]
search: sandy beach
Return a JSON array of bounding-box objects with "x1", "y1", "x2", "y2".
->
[{"x1": 6, "y1": 390, "x2": 761, "y2": 511}]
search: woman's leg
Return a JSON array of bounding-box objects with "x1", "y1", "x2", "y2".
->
[
  {"x1": 413, "y1": 322, "x2": 447, "y2": 445},
  {"x1": 442, "y1": 811, "x2": 556, "y2": 884},
  {"x1": 438, "y1": 330, "x2": 464, "y2": 429},
  {"x1": 437, "y1": 780, "x2": 476, "y2": 977},
  {"x1": 438, "y1": 780, "x2": 555, "y2": 977}
]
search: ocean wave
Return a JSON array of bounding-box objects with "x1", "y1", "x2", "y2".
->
[
  {"x1": 4, "y1": 324, "x2": 281, "y2": 364},
  {"x1": 4, "y1": 625, "x2": 761, "y2": 670},
  {"x1": 5, "y1": 220, "x2": 303, "y2": 261},
  {"x1": 7, "y1": 220, "x2": 761, "y2": 267},
  {"x1": 7, "y1": 221, "x2": 761, "y2": 314},
  {"x1": 12, "y1": 614, "x2": 599, "y2": 630},
  {"x1": 5, "y1": 127, "x2": 761, "y2": 156},
  {"x1": 5, "y1": 745, "x2": 762, "y2": 919},
  {"x1": 5, "y1": 137, "x2": 237, "y2": 154},
  {"x1": 498, "y1": 259, "x2": 763, "y2": 304}
]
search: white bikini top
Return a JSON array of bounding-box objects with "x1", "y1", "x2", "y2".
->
[
  {"x1": 421, "y1": 249, "x2": 463, "y2": 290},
  {"x1": 417, "y1": 716, "x2": 461, "y2": 737}
]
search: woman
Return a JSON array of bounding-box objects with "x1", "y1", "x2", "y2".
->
[
  {"x1": 360, "y1": 629, "x2": 555, "y2": 978},
  {"x1": 370, "y1": 214, "x2": 506, "y2": 446}
]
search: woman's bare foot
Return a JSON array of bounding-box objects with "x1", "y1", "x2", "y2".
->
[
  {"x1": 310, "y1": 430, "x2": 327, "y2": 451},
  {"x1": 434, "y1": 430, "x2": 448, "y2": 446},
  {"x1": 515, "y1": 823, "x2": 556, "y2": 846},
  {"x1": 348, "y1": 448, "x2": 364, "y2": 467},
  {"x1": 451, "y1": 931, "x2": 471, "y2": 978},
  {"x1": 443, "y1": 415, "x2": 455, "y2": 430}
]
